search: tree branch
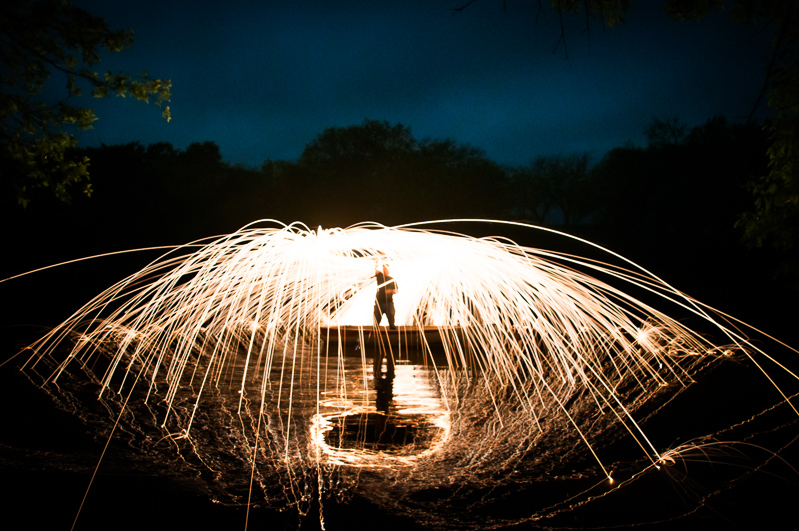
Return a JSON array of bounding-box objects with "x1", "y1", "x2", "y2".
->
[
  {"x1": 449, "y1": 0, "x2": 481, "y2": 14},
  {"x1": 746, "y1": 1, "x2": 794, "y2": 124}
]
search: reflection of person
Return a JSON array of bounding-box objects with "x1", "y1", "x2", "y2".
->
[
  {"x1": 374, "y1": 375, "x2": 393, "y2": 413},
  {"x1": 373, "y1": 262, "x2": 398, "y2": 329}
]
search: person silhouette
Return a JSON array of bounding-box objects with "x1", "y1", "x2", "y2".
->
[{"x1": 373, "y1": 262, "x2": 398, "y2": 329}]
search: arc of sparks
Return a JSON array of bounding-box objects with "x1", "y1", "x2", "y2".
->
[{"x1": 19, "y1": 219, "x2": 797, "y2": 489}]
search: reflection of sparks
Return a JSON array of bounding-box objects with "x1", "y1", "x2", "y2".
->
[
  {"x1": 312, "y1": 363, "x2": 450, "y2": 468},
  {"x1": 15, "y1": 219, "x2": 799, "y2": 528}
]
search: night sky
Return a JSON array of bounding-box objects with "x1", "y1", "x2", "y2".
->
[{"x1": 65, "y1": 0, "x2": 773, "y2": 168}]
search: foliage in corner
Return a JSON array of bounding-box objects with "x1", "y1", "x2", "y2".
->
[
  {"x1": 549, "y1": 0, "x2": 633, "y2": 28},
  {"x1": 732, "y1": 2, "x2": 799, "y2": 258},
  {"x1": 0, "y1": 0, "x2": 171, "y2": 207}
]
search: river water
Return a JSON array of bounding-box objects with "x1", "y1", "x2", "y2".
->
[{"x1": 3, "y1": 336, "x2": 799, "y2": 530}]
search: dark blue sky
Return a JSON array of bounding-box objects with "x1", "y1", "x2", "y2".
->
[{"x1": 66, "y1": 0, "x2": 773, "y2": 168}]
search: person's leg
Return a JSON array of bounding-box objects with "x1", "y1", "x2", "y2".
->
[
  {"x1": 373, "y1": 301, "x2": 382, "y2": 325},
  {"x1": 387, "y1": 301, "x2": 396, "y2": 329}
]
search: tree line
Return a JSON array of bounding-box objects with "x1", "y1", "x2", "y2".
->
[{"x1": 3, "y1": 117, "x2": 767, "y2": 250}]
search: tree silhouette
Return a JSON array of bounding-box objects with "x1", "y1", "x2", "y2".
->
[
  {"x1": 411, "y1": 138, "x2": 507, "y2": 222},
  {"x1": 297, "y1": 120, "x2": 416, "y2": 224},
  {"x1": 644, "y1": 117, "x2": 687, "y2": 148},
  {"x1": 1, "y1": 0, "x2": 171, "y2": 207},
  {"x1": 510, "y1": 153, "x2": 594, "y2": 226},
  {"x1": 593, "y1": 116, "x2": 767, "y2": 249},
  {"x1": 254, "y1": 120, "x2": 510, "y2": 226}
]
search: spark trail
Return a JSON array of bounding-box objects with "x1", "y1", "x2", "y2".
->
[{"x1": 14, "y1": 219, "x2": 799, "y2": 528}]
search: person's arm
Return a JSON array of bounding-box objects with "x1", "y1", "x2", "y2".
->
[{"x1": 386, "y1": 278, "x2": 397, "y2": 295}]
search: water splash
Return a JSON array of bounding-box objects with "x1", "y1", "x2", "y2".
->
[{"x1": 14, "y1": 219, "x2": 799, "y2": 528}]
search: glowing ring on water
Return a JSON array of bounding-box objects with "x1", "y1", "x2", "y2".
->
[{"x1": 310, "y1": 407, "x2": 451, "y2": 468}]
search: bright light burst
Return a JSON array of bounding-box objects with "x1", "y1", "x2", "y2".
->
[{"x1": 15, "y1": 219, "x2": 799, "y2": 528}]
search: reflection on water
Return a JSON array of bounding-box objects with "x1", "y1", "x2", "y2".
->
[
  {"x1": 16, "y1": 337, "x2": 799, "y2": 530},
  {"x1": 24, "y1": 340, "x2": 455, "y2": 512},
  {"x1": 312, "y1": 358, "x2": 450, "y2": 467}
]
